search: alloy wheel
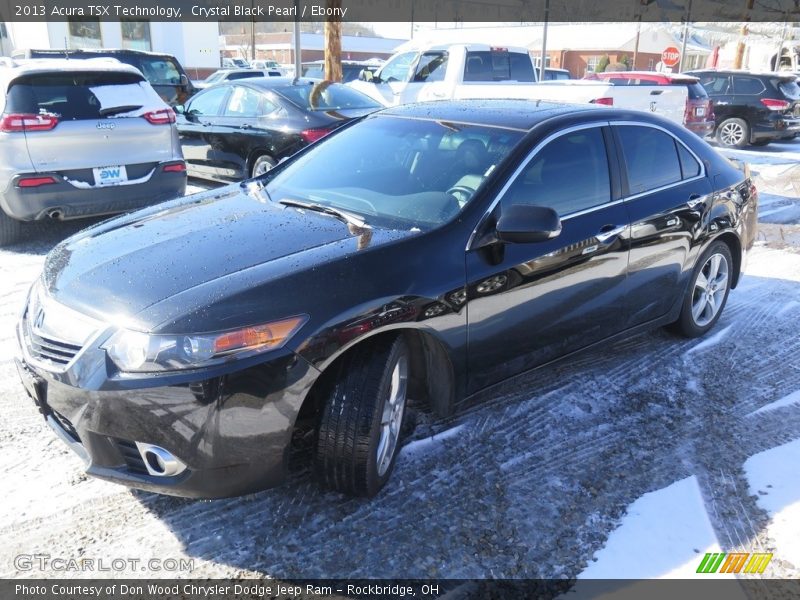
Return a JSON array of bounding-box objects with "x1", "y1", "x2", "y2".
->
[
  {"x1": 691, "y1": 253, "x2": 729, "y2": 327},
  {"x1": 719, "y1": 122, "x2": 745, "y2": 147},
  {"x1": 376, "y1": 355, "x2": 408, "y2": 477}
]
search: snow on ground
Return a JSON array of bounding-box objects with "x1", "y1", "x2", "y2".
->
[
  {"x1": 744, "y1": 439, "x2": 800, "y2": 569},
  {"x1": 747, "y1": 390, "x2": 800, "y2": 418},
  {"x1": 2, "y1": 147, "x2": 800, "y2": 581},
  {"x1": 578, "y1": 477, "x2": 725, "y2": 579}
]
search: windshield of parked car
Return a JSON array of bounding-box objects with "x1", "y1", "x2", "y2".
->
[
  {"x1": 264, "y1": 115, "x2": 524, "y2": 229},
  {"x1": 274, "y1": 81, "x2": 380, "y2": 111}
]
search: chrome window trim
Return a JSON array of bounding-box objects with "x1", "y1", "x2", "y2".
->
[{"x1": 465, "y1": 120, "x2": 612, "y2": 250}]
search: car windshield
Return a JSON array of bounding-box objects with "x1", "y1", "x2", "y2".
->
[
  {"x1": 275, "y1": 82, "x2": 379, "y2": 111},
  {"x1": 264, "y1": 116, "x2": 524, "y2": 229},
  {"x1": 136, "y1": 57, "x2": 183, "y2": 85},
  {"x1": 204, "y1": 72, "x2": 225, "y2": 83}
]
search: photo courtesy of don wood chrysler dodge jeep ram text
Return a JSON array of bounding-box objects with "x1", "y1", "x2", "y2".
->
[{"x1": 15, "y1": 100, "x2": 757, "y2": 498}]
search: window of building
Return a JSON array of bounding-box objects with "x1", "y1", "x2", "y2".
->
[
  {"x1": 586, "y1": 56, "x2": 600, "y2": 72},
  {"x1": 68, "y1": 18, "x2": 102, "y2": 49},
  {"x1": 121, "y1": 20, "x2": 151, "y2": 51}
]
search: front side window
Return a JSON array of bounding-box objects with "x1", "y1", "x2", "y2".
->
[
  {"x1": 224, "y1": 86, "x2": 272, "y2": 117},
  {"x1": 503, "y1": 127, "x2": 611, "y2": 216},
  {"x1": 264, "y1": 116, "x2": 524, "y2": 228},
  {"x1": 616, "y1": 126, "x2": 682, "y2": 194},
  {"x1": 378, "y1": 52, "x2": 417, "y2": 83},
  {"x1": 700, "y1": 75, "x2": 730, "y2": 95},
  {"x1": 413, "y1": 52, "x2": 449, "y2": 82},
  {"x1": 187, "y1": 86, "x2": 228, "y2": 117}
]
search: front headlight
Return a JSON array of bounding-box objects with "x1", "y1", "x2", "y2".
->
[{"x1": 104, "y1": 315, "x2": 308, "y2": 373}]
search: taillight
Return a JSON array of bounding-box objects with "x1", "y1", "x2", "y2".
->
[
  {"x1": 760, "y1": 98, "x2": 791, "y2": 111},
  {"x1": 591, "y1": 97, "x2": 614, "y2": 106},
  {"x1": 0, "y1": 113, "x2": 59, "y2": 132},
  {"x1": 300, "y1": 128, "x2": 331, "y2": 143},
  {"x1": 143, "y1": 109, "x2": 176, "y2": 125},
  {"x1": 162, "y1": 161, "x2": 186, "y2": 173},
  {"x1": 17, "y1": 176, "x2": 57, "y2": 188}
]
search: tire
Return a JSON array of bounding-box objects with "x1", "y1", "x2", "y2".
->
[
  {"x1": 250, "y1": 154, "x2": 276, "y2": 178},
  {"x1": 715, "y1": 118, "x2": 750, "y2": 148},
  {"x1": 313, "y1": 335, "x2": 409, "y2": 497},
  {"x1": 0, "y1": 210, "x2": 27, "y2": 247},
  {"x1": 670, "y1": 241, "x2": 733, "y2": 338}
]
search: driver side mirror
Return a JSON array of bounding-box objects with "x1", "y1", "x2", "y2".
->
[
  {"x1": 180, "y1": 74, "x2": 190, "y2": 88},
  {"x1": 496, "y1": 204, "x2": 561, "y2": 243}
]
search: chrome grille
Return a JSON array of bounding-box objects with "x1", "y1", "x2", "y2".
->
[{"x1": 24, "y1": 314, "x2": 82, "y2": 366}]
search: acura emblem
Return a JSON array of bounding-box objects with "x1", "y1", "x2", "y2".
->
[{"x1": 97, "y1": 121, "x2": 115, "y2": 130}]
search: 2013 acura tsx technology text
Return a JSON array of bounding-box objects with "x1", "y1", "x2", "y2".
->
[{"x1": 15, "y1": 100, "x2": 757, "y2": 498}]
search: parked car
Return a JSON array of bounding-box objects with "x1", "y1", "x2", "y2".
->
[
  {"x1": 589, "y1": 71, "x2": 715, "y2": 137},
  {"x1": 175, "y1": 78, "x2": 380, "y2": 181},
  {"x1": 13, "y1": 48, "x2": 196, "y2": 105},
  {"x1": 0, "y1": 58, "x2": 186, "y2": 246},
  {"x1": 222, "y1": 58, "x2": 250, "y2": 69},
  {"x1": 543, "y1": 67, "x2": 571, "y2": 80},
  {"x1": 302, "y1": 59, "x2": 381, "y2": 82},
  {"x1": 15, "y1": 100, "x2": 757, "y2": 499},
  {"x1": 687, "y1": 69, "x2": 800, "y2": 147},
  {"x1": 251, "y1": 59, "x2": 289, "y2": 75},
  {"x1": 194, "y1": 69, "x2": 279, "y2": 90}
]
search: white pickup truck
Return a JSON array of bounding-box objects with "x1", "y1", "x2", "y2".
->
[{"x1": 349, "y1": 43, "x2": 688, "y2": 127}]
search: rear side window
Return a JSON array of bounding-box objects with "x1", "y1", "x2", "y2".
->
[
  {"x1": 617, "y1": 126, "x2": 682, "y2": 194},
  {"x1": 6, "y1": 71, "x2": 152, "y2": 120},
  {"x1": 677, "y1": 144, "x2": 702, "y2": 179},
  {"x1": 138, "y1": 57, "x2": 182, "y2": 85},
  {"x1": 733, "y1": 76, "x2": 766, "y2": 95},
  {"x1": 275, "y1": 82, "x2": 378, "y2": 111},
  {"x1": 464, "y1": 51, "x2": 536, "y2": 82},
  {"x1": 686, "y1": 82, "x2": 708, "y2": 99},
  {"x1": 223, "y1": 86, "x2": 275, "y2": 117},
  {"x1": 504, "y1": 127, "x2": 611, "y2": 216}
]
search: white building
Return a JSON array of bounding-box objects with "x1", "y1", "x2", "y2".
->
[{"x1": 2, "y1": 21, "x2": 220, "y2": 77}]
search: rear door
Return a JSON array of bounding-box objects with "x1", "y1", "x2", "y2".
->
[
  {"x1": 176, "y1": 85, "x2": 230, "y2": 178},
  {"x1": 10, "y1": 71, "x2": 175, "y2": 181},
  {"x1": 214, "y1": 85, "x2": 280, "y2": 180},
  {"x1": 611, "y1": 122, "x2": 713, "y2": 327},
  {"x1": 696, "y1": 73, "x2": 734, "y2": 121}
]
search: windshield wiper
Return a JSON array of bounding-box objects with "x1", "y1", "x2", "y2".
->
[
  {"x1": 278, "y1": 199, "x2": 369, "y2": 229},
  {"x1": 99, "y1": 105, "x2": 143, "y2": 116}
]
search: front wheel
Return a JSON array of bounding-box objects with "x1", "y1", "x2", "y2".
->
[
  {"x1": 313, "y1": 336, "x2": 409, "y2": 497},
  {"x1": 716, "y1": 118, "x2": 750, "y2": 148},
  {"x1": 670, "y1": 241, "x2": 733, "y2": 338}
]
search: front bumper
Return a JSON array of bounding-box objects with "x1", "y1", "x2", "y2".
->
[
  {"x1": 0, "y1": 165, "x2": 186, "y2": 222},
  {"x1": 15, "y1": 342, "x2": 319, "y2": 499}
]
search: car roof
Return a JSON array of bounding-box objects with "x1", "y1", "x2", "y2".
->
[
  {"x1": 598, "y1": 71, "x2": 699, "y2": 82},
  {"x1": 0, "y1": 57, "x2": 144, "y2": 79},
  {"x1": 233, "y1": 77, "x2": 344, "y2": 90},
  {"x1": 689, "y1": 69, "x2": 797, "y2": 79},
  {"x1": 19, "y1": 47, "x2": 177, "y2": 59},
  {"x1": 377, "y1": 99, "x2": 609, "y2": 131}
]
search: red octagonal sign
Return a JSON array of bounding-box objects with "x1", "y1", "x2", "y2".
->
[{"x1": 661, "y1": 46, "x2": 681, "y2": 68}]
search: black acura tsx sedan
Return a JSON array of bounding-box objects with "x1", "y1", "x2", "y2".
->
[{"x1": 15, "y1": 100, "x2": 757, "y2": 499}]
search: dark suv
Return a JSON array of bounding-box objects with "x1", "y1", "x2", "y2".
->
[{"x1": 688, "y1": 69, "x2": 800, "y2": 147}]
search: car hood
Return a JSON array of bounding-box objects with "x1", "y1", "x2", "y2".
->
[{"x1": 42, "y1": 184, "x2": 409, "y2": 328}]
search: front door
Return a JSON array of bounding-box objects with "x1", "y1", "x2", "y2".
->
[{"x1": 465, "y1": 124, "x2": 631, "y2": 393}]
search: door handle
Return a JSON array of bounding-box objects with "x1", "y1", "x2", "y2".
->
[
  {"x1": 687, "y1": 194, "x2": 704, "y2": 208},
  {"x1": 239, "y1": 124, "x2": 253, "y2": 130},
  {"x1": 596, "y1": 224, "x2": 627, "y2": 243},
  {"x1": 649, "y1": 90, "x2": 664, "y2": 95}
]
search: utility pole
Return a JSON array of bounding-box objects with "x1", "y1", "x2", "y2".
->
[
  {"x1": 538, "y1": 0, "x2": 549, "y2": 82},
  {"x1": 633, "y1": 18, "x2": 641, "y2": 69},
  {"x1": 293, "y1": 0, "x2": 301, "y2": 79},
  {"x1": 678, "y1": 0, "x2": 692, "y2": 72}
]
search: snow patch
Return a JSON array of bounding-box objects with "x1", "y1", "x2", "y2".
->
[
  {"x1": 685, "y1": 325, "x2": 732, "y2": 356},
  {"x1": 744, "y1": 438, "x2": 800, "y2": 568},
  {"x1": 399, "y1": 425, "x2": 464, "y2": 459},
  {"x1": 578, "y1": 477, "x2": 726, "y2": 579},
  {"x1": 747, "y1": 390, "x2": 800, "y2": 417}
]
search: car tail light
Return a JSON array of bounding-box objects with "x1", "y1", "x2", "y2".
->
[
  {"x1": 591, "y1": 97, "x2": 614, "y2": 106},
  {"x1": 143, "y1": 109, "x2": 176, "y2": 125},
  {"x1": 760, "y1": 98, "x2": 790, "y2": 111},
  {"x1": 300, "y1": 128, "x2": 331, "y2": 143},
  {"x1": 162, "y1": 161, "x2": 186, "y2": 173},
  {"x1": 17, "y1": 176, "x2": 57, "y2": 188},
  {"x1": 684, "y1": 99, "x2": 713, "y2": 123},
  {"x1": 0, "y1": 113, "x2": 59, "y2": 132}
]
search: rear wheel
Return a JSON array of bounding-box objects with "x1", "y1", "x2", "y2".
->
[
  {"x1": 716, "y1": 118, "x2": 750, "y2": 148},
  {"x1": 0, "y1": 210, "x2": 27, "y2": 247},
  {"x1": 313, "y1": 336, "x2": 409, "y2": 497},
  {"x1": 670, "y1": 241, "x2": 733, "y2": 338},
  {"x1": 251, "y1": 154, "x2": 276, "y2": 178}
]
